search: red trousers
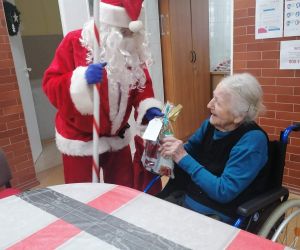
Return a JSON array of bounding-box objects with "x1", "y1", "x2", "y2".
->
[
  {"x1": 63, "y1": 137, "x2": 162, "y2": 194},
  {"x1": 62, "y1": 145, "x2": 133, "y2": 187}
]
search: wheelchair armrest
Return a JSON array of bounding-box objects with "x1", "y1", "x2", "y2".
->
[{"x1": 237, "y1": 187, "x2": 289, "y2": 217}]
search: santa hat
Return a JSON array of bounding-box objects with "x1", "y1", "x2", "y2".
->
[{"x1": 99, "y1": 0, "x2": 144, "y2": 32}]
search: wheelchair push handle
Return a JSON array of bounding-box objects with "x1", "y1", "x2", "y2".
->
[{"x1": 281, "y1": 123, "x2": 300, "y2": 144}]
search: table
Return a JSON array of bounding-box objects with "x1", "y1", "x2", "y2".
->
[{"x1": 0, "y1": 183, "x2": 291, "y2": 249}]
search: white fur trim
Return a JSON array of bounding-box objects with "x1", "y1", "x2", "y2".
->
[
  {"x1": 110, "y1": 84, "x2": 130, "y2": 134},
  {"x1": 136, "y1": 98, "x2": 162, "y2": 126},
  {"x1": 55, "y1": 128, "x2": 132, "y2": 156},
  {"x1": 99, "y1": 2, "x2": 144, "y2": 31},
  {"x1": 100, "y1": 2, "x2": 131, "y2": 28},
  {"x1": 70, "y1": 66, "x2": 93, "y2": 115},
  {"x1": 80, "y1": 20, "x2": 94, "y2": 65},
  {"x1": 129, "y1": 21, "x2": 143, "y2": 32}
]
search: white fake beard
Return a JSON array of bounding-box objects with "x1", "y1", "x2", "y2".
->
[{"x1": 99, "y1": 25, "x2": 152, "y2": 92}]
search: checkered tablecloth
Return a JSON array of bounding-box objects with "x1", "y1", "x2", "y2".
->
[{"x1": 0, "y1": 183, "x2": 290, "y2": 249}]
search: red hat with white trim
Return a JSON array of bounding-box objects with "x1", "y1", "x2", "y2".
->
[{"x1": 100, "y1": 0, "x2": 144, "y2": 32}]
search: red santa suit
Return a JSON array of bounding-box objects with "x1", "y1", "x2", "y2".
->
[{"x1": 42, "y1": 26, "x2": 161, "y2": 187}]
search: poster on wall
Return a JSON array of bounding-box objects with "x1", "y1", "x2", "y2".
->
[
  {"x1": 280, "y1": 40, "x2": 300, "y2": 69},
  {"x1": 255, "y1": 0, "x2": 284, "y2": 39},
  {"x1": 284, "y1": 0, "x2": 300, "y2": 37}
]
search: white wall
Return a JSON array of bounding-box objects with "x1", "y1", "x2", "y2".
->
[{"x1": 144, "y1": 0, "x2": 164, "y2": 103}]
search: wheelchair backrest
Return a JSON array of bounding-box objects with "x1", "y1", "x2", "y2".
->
[{"x1": 267, "y1": 140, "x2": 287, "y2": 189}]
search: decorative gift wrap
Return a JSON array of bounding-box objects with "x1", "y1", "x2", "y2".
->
[{"x1": 142, "y1": 102, "x2": 182, "y2": 178}]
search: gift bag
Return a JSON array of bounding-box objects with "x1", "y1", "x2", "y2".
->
[
  {"x1": 141, "y1": 102, "x2": 182, "y2": 178},
  {"x1": 133, "y1": 135, "x2": 162, "y2": 195}
]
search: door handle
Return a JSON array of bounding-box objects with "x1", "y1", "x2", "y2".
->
[
  {"x1": 190, "y1": 50, "x2": 196, "y2": 63},
  {"x1": 190, "y1": 50, "x2": 195, "y2": 63},
  {"x1": 193, "y1": 51, "x2": 197, "y2": 63},
  {"x1": 24, "y1": 67, "x2": 32, "y2": 72}
]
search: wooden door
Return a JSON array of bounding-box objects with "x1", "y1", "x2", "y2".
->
[
  {"x1": 159, "y1": 0, "x2": 210, "y2": 141},
  {"x1": 191, "y1": 0, "x2": 211, "y2": 128}
]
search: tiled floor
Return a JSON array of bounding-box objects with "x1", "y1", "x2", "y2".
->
[{"x1": 35, "y1": 139, "x2": 64, "y2": 188}]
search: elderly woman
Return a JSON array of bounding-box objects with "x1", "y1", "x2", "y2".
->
[{"x1": 158, "y1": 73, "x2": 270, "y2": 223}]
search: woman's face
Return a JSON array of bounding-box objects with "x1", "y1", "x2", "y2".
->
[{"x1": 207, "y1": 84, "x2": 242, "y2": 132}]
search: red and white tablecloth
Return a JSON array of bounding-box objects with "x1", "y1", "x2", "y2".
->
[{"x1": 0, "y1": 183, "x2": 291, "y2": 249}]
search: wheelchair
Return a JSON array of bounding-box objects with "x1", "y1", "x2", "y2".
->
[{"x1": 144, "y1": 123, "x2": 300, "y2": 248}]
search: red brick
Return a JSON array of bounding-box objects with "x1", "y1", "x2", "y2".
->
[
  {"x1": 0, "y1": 75, "x2": 17, "y2": 84},
  {"x1": 276, "y1": 111, "x2": 300, "y2": 121},
  {"x1": 260, "y1": 125, "x2": 275, "y2": 134},
  {"x1": 0, "y1": 83, "x2": 18, "y2": 92},
  {"x1": 248, "y1": 8, "x2": 255, "y2": 17},
  {"x1": 265, "y1": 102, "x2": 293, "y2": 112},
  {"x1": 247, "y1": 60, "x2": 278, "y2": 69},
  {"x1": 263, "y1": 94, "x2": 276, "y2": 102},
  {"x1": 294, "y1": 87, "x2": 300, "y2": 95},
  {"x1": 234, "y1": 16, "x2": 255, "y2": 27},
  {"x1": 234, "y1": 52, "x2": 247, "y2": 60},
  {"x1": 247, "y1": 42, "x2": 280, "y2": 52},
  {"x1": 234, "y1": 9, "x2": 248, "y2": 18},
  {"x1": 260, "y1": 118, "x2": 291, "y2": 128},
  {"x1": 0, "y1": 113, "x2": 21, "y2": 123},
  {"x1": 262, "y1": 51, "x2": 279, "y2": 60},
  {"x1": 257, "y1": 77, "x2": 276, "y2": 85},
  {"x1": 0, "y1": 137, "x2": 10, "y2": 147},
  {"x1": 0, "y1": 90, "x2": 19, "y2": 100},
  {"x1": 233, "y1": 60, "x2": 247, "y2": 69},
  {"x1": 276, "y1": 78, "x2": 300, "y2": 86},
  {"x1": 234, "y1": 43, "x2": 247, "y2": 53},
  {"x1": 244, "y1": 68, "x2": 262, "y2": 77},
  {"x1": 2, "y1": 105, "x2": 23, "y2": 115},
  {"x1": 247, "y1": 51, "x2": 261, "y2": 60},
  {"x1": 295, "y1": 105, "x2": 300, "y2": 112},
  {"x1": 286, "y1": 145, "x2": 300, "y2": 155},
  {"x1": 290, "y1": 154, "x2": 300, "y2": 162},
  {"x1": 284, "y1": 176, "x2": 300, "y2": 186},
  {"x1": 277, "y1": 95, "x2": 300, "y2": 104},
  {"x1": 262, "y1": 69, "x2": 295, "y2": 77},
  {"x1": 260, "y1": 110, "x2": 275, "y2": 119},
  {"x1": 9, "y1": 154, "x2": 29, "y2": 165},
  {"x1": 246, "y1": 25, "x2": 255, "y2": 35},
  {"x1": 0, "y1": 122, "x2": 6, "y2": 131},
  {"x1": 234, "y1": 0, "x2": 255, "y2": 10},
  {"x1": 234, "y1": 26, "x2": 247, "y2": 36},
  {"x1": 234, "y1": 34, "x2": 255, "y2": 44},
  {"x1": 286, "y1": 160, "x2": 300, "y2": 170},
  {"x1": 262, "y1": 86, "x2": 293, "y2": 95},
  {"x1": 0, "y1": 128, "x2": 22, "y2": 139}
]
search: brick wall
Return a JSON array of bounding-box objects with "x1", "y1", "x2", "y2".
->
[
  {"x1": 234, "y1": 0, "x2": 300, "y2": 194},
  {"x1": 0, "y1": 3, "x2": 39, "y2": 190}
]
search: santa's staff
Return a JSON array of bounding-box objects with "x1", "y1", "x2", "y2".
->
[{"x1": 92, "y1": 0, "x2": 101, "y2": 182}]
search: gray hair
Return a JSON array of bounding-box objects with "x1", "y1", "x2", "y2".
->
[{"x1": 219, "y1": 73, "x2": 265, "y2": 122}]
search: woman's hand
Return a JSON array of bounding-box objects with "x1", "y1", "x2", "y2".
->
[{"x1": 159, "y1": 136, "x2": 187, "y2": 163}]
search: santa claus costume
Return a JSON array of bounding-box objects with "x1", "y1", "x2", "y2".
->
[{"x1": 43, "y1": 0, "x2": 162, "y2": 191}]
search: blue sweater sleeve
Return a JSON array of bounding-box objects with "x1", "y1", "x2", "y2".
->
[{"x1": 178, "y1": 130, "x2": 268, "y2": 203}]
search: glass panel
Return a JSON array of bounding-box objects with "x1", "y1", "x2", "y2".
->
[{"x1": 209, "y1": 0, "x2": 232, "y2": 72}]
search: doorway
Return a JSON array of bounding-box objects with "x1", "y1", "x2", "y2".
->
[{"x1": 12, "y1": 0, "x2": 63, "y2": 172}]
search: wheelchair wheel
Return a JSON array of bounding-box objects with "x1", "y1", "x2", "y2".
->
[{"x1": 258, "y1": 199, "x2": 300, "y2": 248}]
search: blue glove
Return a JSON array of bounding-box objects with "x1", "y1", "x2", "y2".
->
[
  {"x1": 85, "y1": 62, "x2": 107, "y2": 84},
  {"x1": 144, "y1": 108, "x2": 164, "y2": 122}
]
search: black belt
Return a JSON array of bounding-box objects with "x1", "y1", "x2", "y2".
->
[{"x1": 117, "y1": 123, "x2": 130, "y2": 138}]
